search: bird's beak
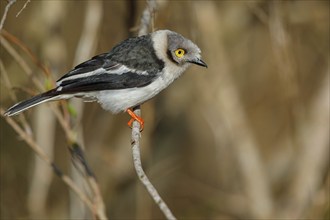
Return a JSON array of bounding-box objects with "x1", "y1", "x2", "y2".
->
[{"x1": 189, "y1": 58, "x2": 208, "y2": 68}]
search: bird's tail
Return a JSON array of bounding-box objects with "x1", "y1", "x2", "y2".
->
[{"x1": 4, "y1": 89, "x2": 62, "y2": 116}]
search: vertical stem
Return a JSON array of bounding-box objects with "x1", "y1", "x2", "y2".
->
[
  {"x1": 130, "y1": 0, "x2": 176, "y2": 219},
  {"x1": 131, "y1": 107, "x2": 176, "y2": 220}
]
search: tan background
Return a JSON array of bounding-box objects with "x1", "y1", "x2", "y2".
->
[{"x1": 0, "y1": 0, "x2": 329, "y2": 219}]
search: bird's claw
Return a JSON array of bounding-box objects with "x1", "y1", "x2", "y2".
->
[{"x1": 126, "y1": 109, "x2": 144, "y2": 131}]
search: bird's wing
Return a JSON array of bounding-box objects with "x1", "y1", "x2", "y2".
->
[{"x1": 55, "y1": 53, "x2": 159, "y2": 94}]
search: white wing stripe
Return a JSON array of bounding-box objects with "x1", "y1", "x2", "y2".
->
[
  {"x1": 56, "y1": 64, "x2": 149, "y2": 86},
  {"x1": 106, "y1": 65, "x2": 149, "y2": 75},
  {"x1": 56, "y1": 68, "x2": 105, "y2": 86}
]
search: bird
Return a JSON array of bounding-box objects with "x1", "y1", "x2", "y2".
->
[{"x1": 4, "y1": 30, "x2": 207, "y2": 130}]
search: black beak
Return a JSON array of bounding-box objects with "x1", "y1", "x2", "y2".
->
[{"x1": 189, "y1": 58, "x2": 208, "y2": 68}]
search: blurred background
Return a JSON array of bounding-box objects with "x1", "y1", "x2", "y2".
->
[{"x1": 0, "y1": 0, "x2": 329, "y2": 219}]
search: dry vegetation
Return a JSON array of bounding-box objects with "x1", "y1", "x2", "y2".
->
[{"x1": 0, "y1": 0, "x2": 329, "y2": 219}]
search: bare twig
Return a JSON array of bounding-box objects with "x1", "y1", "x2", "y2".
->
[
  {"x1": 0, "y1": 30, "x2": 74, "y2": 140},
  {"x1": 0, "y1": 59, "x2": 32, "y2": 135},
  {"x1": 130, "y1": 1, "x2": 176, "y2": 219},
  {"x1": 1, "y1": 30, "x2": 52, "y2": 79},
  {"x1": 0, "y1": 28, "x2": 78, "y2": 141},
  {"x1": 138, "y1": 0, "x2": 158, "y2": 36},
  {"x1": 0, "y1": 34, "x2": 45, "y2": 90},
  {"x1": 0, "y1": 108, "x2": 95, "y2": 214},
  {"x1": 88, "y1": 177, "x2": 107, "y2": 220},
  {"x1": 0, "y1": 0, "x2": 16, "y2": 31},
  {"x1": 0, "y1": 59, "x2": 18, "y2": 102},
  {"x1": 131, "y1": 111, "x2": 176, "y2": 220},
  {"x1": 16, "y1": 0, "x2": 30, "y2": 18},
  {"x1": 69, "y1": 143, "x2": 107, "y2": 220},
  {"x1": 2, "y1": 101, "x2": 103, "y2": 218}
]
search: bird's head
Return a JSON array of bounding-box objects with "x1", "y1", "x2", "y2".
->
[
  {"x1": 166, "y1": 31, "x2": 207, "y2": 68},
  {"x1": 152, "y1": 30, "x2": 207, "y2": 69}
]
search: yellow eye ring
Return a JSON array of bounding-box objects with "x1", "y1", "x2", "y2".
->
[{"x1": 174, "y1": 49, "x2": 185, "y2": 58}]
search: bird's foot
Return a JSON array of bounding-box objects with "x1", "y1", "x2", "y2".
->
[{"x1": 126, "y1": 108, "x2": 144, "y2": 131}]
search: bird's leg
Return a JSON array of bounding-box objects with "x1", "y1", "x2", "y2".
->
[{"x1": 126, "y1": 108, "x2": 144, "y2": 131}]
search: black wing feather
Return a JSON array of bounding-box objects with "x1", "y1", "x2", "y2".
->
[
  {"x1": 4, "y1": 89, "x2": 60, "y2": 116},
  {"x1": 57, "y1": 53, "x2": 109, "y2": 82},
  {"x1": 55, "y1": 34, "x2": 164, "y2": 93},
  {"x1": 58, "y1": 72, "x2": 156, "y2": 93}
]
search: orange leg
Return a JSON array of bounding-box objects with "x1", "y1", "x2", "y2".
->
[{"x1": 126, "y1": 108, "x2": 144, "y2": 131}]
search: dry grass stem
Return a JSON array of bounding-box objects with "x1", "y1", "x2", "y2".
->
[
  {"x1": 15, "y1": 0, "x2": 31, "y2": 18},
  {"x1": 0, "y1": 34, "x2": 44, "y2": 90},
  {"x1": 0, "y1": 59, "x2": 33, "y2": 135},
  {"x1": 0, "y1": 108, "x2": 96, "y2": 215},
  {"x1": 1, "y1": 30, "x2": 52, "y2": 79},
  {"x1": 0, "y1": 0, "x2": 16, "y2": 31}
]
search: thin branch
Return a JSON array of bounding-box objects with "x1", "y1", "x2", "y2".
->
[
  {"x1": 0, "y1": 0, "x2": 16, "y2": 31},
  {"x1": 0, "y1": 28, "x2": 79, "y2": 141},
  {"x1": 0, "y1": 31, "x2": 75, "y2": 141},
  {"x1": 16, "y1": 0, "x2": 30, "y2": 18},
  {"x1": 69, "y1": 143, "x2": 107, "y2": 220},
  {"x1": 0, "y1": 34, "x2": 45, "y2": 90},
  {"x1": 0, "y1": 108, "x2": 95, "y2": 214},
  {"x1": 0, "y1": 59, "x2": 18, "y2": 102},
  {"x1": 1, "y1": 30, "x2": 52, "y2": 80},
  {"x1": 0, "y1": 58, "x2": 33, "y2": 137},
  {"x1": 88, "y1": 177, "x2": 107, "y2": 220},
  {"x1": 0, "y1": 32, "x2": 76, "y2": 142},
  {"x1": 131, "y1": 110, "x2": 176, "y2": 220},
  {"x1": 138, "y1": 0, "x2": 158, "y2": 36},
  {"x1": 130, "y1": 1, "x2": 176, "y2": 219},
  {"x1": 1, "y1": 106, "x2": 106, "y2": 219}
]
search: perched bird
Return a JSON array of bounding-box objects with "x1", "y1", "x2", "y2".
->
[{"x1": 4, "y1": 30, "x2": 207, "y2": 130}]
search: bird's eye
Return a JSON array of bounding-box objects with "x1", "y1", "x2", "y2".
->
[{"x1": 174, "y1": 49, "x2": 185, "y2": 58}]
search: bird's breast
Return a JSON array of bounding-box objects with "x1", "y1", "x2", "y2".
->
[{"x1": 96, "y1": 67, "x2": 186, "y2": 114}]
